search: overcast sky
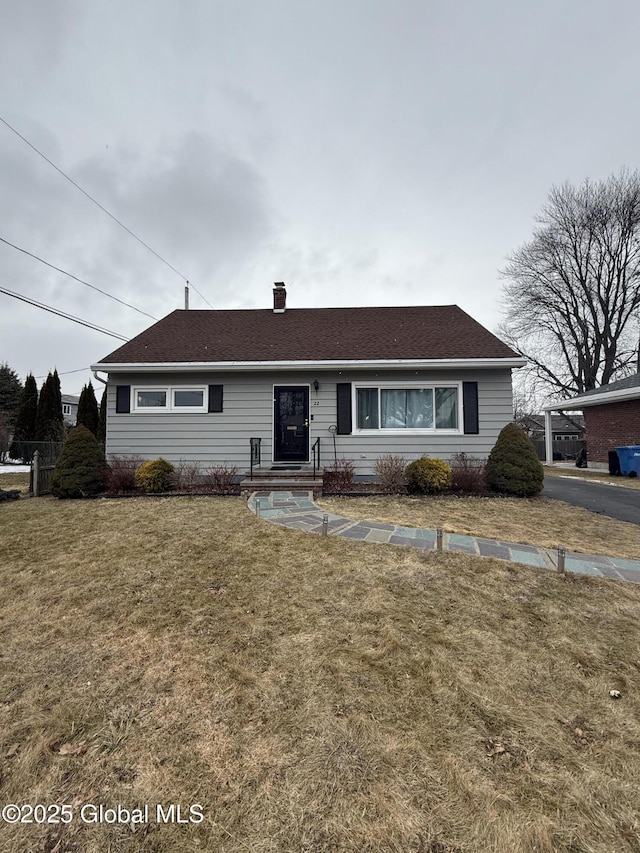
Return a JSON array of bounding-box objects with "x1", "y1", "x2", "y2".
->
[{"x1": 1, "y1": 0, "x2": 640, "y2": 395}]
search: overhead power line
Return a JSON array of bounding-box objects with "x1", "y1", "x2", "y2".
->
[
  {"x1": 0, "y1": 235, "x2": 158, "y2": 321},
  {"x1": 0, "y1": 114, "x2": 214, "y2": 309},
  {"x1": 34, "y1": 367, "x2": 91, "y2": 379},
  {"x1": 0, "y1": 286, "x2": 129, "y2": 341}
]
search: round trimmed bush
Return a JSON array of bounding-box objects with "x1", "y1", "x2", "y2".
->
[
  {"x1": 486, "y1": 422, "x2": 544, "y2": 497},
  {"x1": 405, "y1": 457, "x2": 452, "y2": 494},
  {"x1": 50, "y1": 425, "x2": 106, "y2": 499},
  {"x1": 134, "y1": 458, "x2": 175, "y2": 493}
]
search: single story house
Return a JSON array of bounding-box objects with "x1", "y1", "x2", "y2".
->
[
  {"x1": 518, "y1": 413, "x2": 585, "y2": 461},
  {"x1": 91, "y1": 284, "x2": 525, "y2": 477},
  {"x1": 518, "y1": 413, "x2": 585, "y2": 441},
  {"x1": 541, "y1": 373, "x2": 640, "y2": 468}
]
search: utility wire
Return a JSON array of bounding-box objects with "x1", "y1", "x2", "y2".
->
[
  {"x1": 0, "y1": 286, "x2": 129, "y2": 341},
  {"x1": 0, "y1": 114, "x2": 214, "y2": 309},
  {"x1": 34, "y1": 367, "x2": 91, "y2": 379},
  {"x1": 0, "y1": 236, "x2": 158, "y2": 321}
]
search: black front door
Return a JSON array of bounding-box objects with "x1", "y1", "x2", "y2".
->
[{"x1": 274, "y1": 386, "x2": 309, "y2": 462}]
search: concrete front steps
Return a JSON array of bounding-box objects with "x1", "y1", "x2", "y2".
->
[{"x1": 240, "y1": 466, "x2": 323, "y2": 495}]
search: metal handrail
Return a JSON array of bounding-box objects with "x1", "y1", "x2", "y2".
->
[
  {"x1": 250, "y1": 437, "x2": 261, "y2": 480},
  {"x1": 312, "y1": 437, "x2": 320, "y2": 479}
]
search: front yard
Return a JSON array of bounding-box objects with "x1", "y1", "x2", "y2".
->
[
  {"x1": 317, "y1": 493, "x2": 640, "y2": 560},
  {"x1": 1, "y1": 487, "x2": 640, "y2": 852}
]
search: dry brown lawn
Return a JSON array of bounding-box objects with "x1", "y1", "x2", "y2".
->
[
  {"x1": 318, "y1": 494, "x2": 640, "y2": 560},
  {"x1": 0, "y1": 471, "x2": 29, "y2": 497},
  {"x1": 1, "y1": 492, "x2": 640, "y2": 852}
]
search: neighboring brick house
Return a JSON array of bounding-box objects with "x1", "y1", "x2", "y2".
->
[
  {"x1": 91, "y1": 283, "x2": 525, "y2": 478},
  {"x1": 541, "y1": 374, "x2": 640, "y2": 467}
]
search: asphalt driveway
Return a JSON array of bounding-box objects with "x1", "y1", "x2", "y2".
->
[{"x1": 543, "y1": 475, "x2": 640, "y2": 526}]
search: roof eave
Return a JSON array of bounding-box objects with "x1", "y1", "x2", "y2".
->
[
  {"x1": 92, "y1": 357, "x2": 526, "y2": 373},
  {"x1": 542, "y1": 386, "x2": 640, "y2": 410}
]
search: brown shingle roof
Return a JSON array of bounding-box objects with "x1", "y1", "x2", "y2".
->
[{"x1": 97, "y1": 305, "x2": 519, "y2": 364}]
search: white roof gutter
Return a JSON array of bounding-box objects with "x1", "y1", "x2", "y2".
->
[
  {"x1": 542, "y1": 386, "x2": 640, "y2": 410},
  {"x1": 91, "y1": 357, "x2": 526, "y2": 373}
]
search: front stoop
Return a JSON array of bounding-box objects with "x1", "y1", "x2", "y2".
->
[{"x1": 240, "y1": 466, "x2": 323, "y2": 495}]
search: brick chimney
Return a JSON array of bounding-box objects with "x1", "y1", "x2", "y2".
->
[{"x1": 273, "y1": 282, "x2": 286, "y2": 313}]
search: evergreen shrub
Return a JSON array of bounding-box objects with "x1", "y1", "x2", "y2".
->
[
  {"x1": 10, "y1": 373, "x2": 38, "y2": 461},
  {"x1": 486, "y1": 422, "x2": 544, "y2": 497},
  {"x1": 134, "y1": 458, "x2": 175, "y2": 493},
  {"x1": 35, "y1": 370, "x2": 64, "y2": 443},
  {"x1": 50, "y1": 425, "x2": 106, "y2": 499},
  {"x1": 405, "y1": 457, "x2": 452, "y2": 494},
  {"x1": 76, "y1": 382, "x2": 99, "y2": 435}
]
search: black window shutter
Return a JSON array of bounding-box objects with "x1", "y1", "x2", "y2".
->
[
  {"x1": 462, "y1": 382, "x2": 479, "y2": 434},
  {"x1": 336, "y1": 383, "x2": 352, "y2": 435},
  {"x1": 208, "y1": 385, "x2": 223, "y2": 413},
  {"x1": 116, "y1": 385, "x2": 130, "y2": 413}
]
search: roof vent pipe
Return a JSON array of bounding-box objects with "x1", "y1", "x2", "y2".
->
[
  {"x1": 185, "y1": 283, "x2": 189, "y2": 310},
  {"x1": 273, "y1": 282, "x2": 286, "y2": 313}
]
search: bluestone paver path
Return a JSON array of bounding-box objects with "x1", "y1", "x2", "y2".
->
[{"x1": 247, "y1": 490, "x2": 640, "y2": 585}]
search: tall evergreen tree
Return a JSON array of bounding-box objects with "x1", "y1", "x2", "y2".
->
[
  {"x1": 77, "y1": 381, "x2": 100, "y2": 435},
  {"x1": 9, "y1": 374, "x2": 38, "y2": 461},
  {"x1": 35, "y1": 372, "x2": 64, "y2": 443},
  {"x1": 0, "y1": 363, "x2": 24, "y2": 429},
  {"x1": 97, "y1": 387, "x2": 107, "y2": 450},
  {"x1": 51, "y1": 368, "x2": 63, "y2": 428},
  {"x1": 35, "y1": 373, "x2": 53, "y2": 441}
]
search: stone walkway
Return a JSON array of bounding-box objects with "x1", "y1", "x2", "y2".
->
[{"x1": 247, "y1": 490, "x2": 640, "y2": 585}]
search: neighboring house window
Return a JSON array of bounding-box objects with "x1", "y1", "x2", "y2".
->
[
  {"x1": 63, "y1": 404, "x2": 71, "y2": 415},
  {"x1": 354, "y1": 384, "x2": 459, "y2": 432},
  {"x1": 132, "y1": 387, "x2": 208, "y2": 412}
]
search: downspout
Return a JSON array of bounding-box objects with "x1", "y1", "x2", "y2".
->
[
  {"x1": 544, "y1": 410, "x2": 553, "y2": 466},
  {"x1": 93, "y1": 370, "x2": 108, "y2": 456}
]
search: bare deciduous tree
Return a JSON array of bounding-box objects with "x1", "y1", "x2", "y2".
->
[{"x1": 500, "y1": 169, "x2": 640, "y2": 400}]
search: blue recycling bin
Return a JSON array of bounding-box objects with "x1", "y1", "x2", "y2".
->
[{"x1": 615, "y1": 446, "x2": 640, "y2": 477}]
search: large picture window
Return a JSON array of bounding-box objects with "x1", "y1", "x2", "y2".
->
[{"x1": 355, "y1": 384, "x2": 459, "y2": 431}]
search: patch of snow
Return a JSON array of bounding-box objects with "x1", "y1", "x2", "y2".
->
[{"x1": 0, "y1": 464, "x2": 30, "y2": 473}]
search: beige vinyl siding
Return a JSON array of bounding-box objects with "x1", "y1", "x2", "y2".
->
[{"x1": 105, "y1": 368, "x2": 514, "y2": 476}]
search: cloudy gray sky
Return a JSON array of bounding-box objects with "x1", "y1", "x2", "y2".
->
[{"x1": 2, "y1": 0, "x2": 639, "y2": 395}]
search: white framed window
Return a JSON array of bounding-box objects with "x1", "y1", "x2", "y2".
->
[
  {"x1": 354, "y1": 382, "x2": 460, "y2": 433},
  {"x1": 132, "y1": 386, "x2": 207, "y2": 412},
  {"x1": 135, "y1": 389, "x2": 168, "y2": 410},
  {"x1": 172, "y1": 388, "x2": 206, "y2": 411}
]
